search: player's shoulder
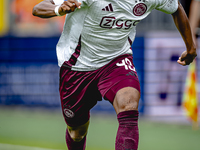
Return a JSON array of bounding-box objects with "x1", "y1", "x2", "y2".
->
[
  {"x1": 154, "y1": 0, "x2": 178, "y2": 14},
  {"x1": 155, "y1": 0, "x2": 178, "y2": 6}
]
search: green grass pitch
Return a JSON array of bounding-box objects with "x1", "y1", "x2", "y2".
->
[{"x1": 0, "y1": 107, "x2": 200, "y2": 150}]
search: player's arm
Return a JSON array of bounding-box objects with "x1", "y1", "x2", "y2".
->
[
  {"x1": 32, "y1": 0, "x2": 81, "y2": 18},
  {"x1": 172, "y1": 1, "x2": 197, "y2": 66}
]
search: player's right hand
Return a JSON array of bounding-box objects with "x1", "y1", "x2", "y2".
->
[{"x1": 58, "y1": 0, "x2": 81, "y2": 15}]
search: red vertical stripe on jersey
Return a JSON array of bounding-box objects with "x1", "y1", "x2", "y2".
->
[
  {"x1": 128, "y1": 37, "x2": 132, "y2": 50},
  {"x1": 67, "y1": 36, "x2": 81, "y2": 67}
]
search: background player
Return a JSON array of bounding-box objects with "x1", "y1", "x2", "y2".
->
[
  {"x1": 189, "y1": 0, "x2": 200, "y2": 45},
  {"x1": 32, "y1": 0, "x2": 197, "y2": 149}
]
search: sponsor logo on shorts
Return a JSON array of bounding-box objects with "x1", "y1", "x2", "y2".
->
[
  {"x1": 63, "y1": 108, "x2": 75, "y2": 118},
  {"x1": 126, "y1": 71, "x2": 137, "y2": 77},
  {"x1": 133, "y1": 3, "x2": 147, "y2": 16}
]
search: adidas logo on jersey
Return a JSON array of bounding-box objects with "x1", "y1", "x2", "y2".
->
[{"x1": 102, "y1": 3, "x2": 113, "y2": 12}]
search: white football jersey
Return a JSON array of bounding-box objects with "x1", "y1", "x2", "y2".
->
[{"x1": 53, "y1": 0, "x2": 178, "y2": 71}]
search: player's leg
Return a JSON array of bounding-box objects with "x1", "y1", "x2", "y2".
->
[
  {"x1": 98, "y1": 54, "x2": 141, "y2": 150},
  {"x1": 113, "y1": 87, "x2": 140, "y2": 150},
  {"x1": 59, "y1": 63, "x2": 101, "y2": 150},
  {"x1": 113, "y1": 87, "x2": 140, "y2": 114},
  {"x1": 66, "y1": 120, "x2": 89, "y2": 150}
]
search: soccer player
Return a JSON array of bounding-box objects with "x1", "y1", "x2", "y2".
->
[
  {"x1": 189, "y1": 0, "x2": 200, "y2": 45},
  {"x1": 32, "y1": 0, "x2": 197, "y2": 149}
]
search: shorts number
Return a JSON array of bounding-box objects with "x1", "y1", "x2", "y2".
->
[{"x1": 116, "y1": 58, "x2": 136, "y2": 71}]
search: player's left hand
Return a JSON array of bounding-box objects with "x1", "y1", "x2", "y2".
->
[{"x1": 177, "y1": 50, "x2": 197, "y2": 66}]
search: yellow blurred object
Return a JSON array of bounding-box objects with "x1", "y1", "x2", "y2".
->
[
  {"x1": 183, "y1": 59, "x2": 199, "y2": 127},
  {"x1": 0, "y1": 0, "x2": 9, "y2": 36}
]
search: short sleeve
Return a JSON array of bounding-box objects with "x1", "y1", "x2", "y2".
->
[{"x1": 156, "y1": 0, "x2": 178, "y2": 14}]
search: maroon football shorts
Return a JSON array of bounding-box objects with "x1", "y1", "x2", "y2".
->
[{"x1": 59, "y1": 54, "x2": 140, "y2": 127}]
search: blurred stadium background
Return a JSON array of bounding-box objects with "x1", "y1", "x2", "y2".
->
[{"x1": 0, "y1": 0, "x2": 200, "y2": 150}]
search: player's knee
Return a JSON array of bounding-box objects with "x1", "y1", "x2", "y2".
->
[
  {"x1": 68, "y1": 130, "x2": 87, "y2": 142},
  {"x1": 113, "y1": 87, "x2": 140, "y2": 113},
  {"x1": 69, "y1": 131, "x2": 86, "y2": 142},
  {"x1": 120, "y1": 96, "x2": 139, "y2": 111},
  {"x1": 67, "y1": 121, "x2": 89, "y2": 142},
  {"x1": 123, "y1": 99, "x2": 139, "y2": 110}
]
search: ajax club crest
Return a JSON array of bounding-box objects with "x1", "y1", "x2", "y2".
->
[
  {"x1": 133, "y1": 3, "x2": 147, "y2": 16},
  {"x1": 64, "y1": 108, "x2": 75, "y2": 118}
]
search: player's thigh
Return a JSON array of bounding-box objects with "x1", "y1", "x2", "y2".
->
[
  {"x1": 59, "y1": 64, "x2": 101, "y2": 127},
  {"x1": 113, "y1": 87, "x2": 140, "y2": 114},
  {"x1": 98, "y1": 54, "x2": 141, "y2": 114}
]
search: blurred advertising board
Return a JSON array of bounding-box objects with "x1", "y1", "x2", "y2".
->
[
  {"x1": 144, "y1": 32, "x2": 200, "y2": 122},
  {"x1": 0, "y1": 36, "x2": 145, "y2": 113}
]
